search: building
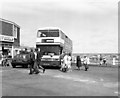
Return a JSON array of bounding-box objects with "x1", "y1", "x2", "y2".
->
[{"x1": 0, "y1": 18, "x2": 20, "y2": 58}]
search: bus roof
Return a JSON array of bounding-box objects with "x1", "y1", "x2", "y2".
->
[{"x1": 38, "y1": 27, "x2": 61, "y2": 31}]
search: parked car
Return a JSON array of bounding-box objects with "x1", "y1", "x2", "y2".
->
[{"x1": 11, "y1": 52, "x2": 30, "y2": 68}]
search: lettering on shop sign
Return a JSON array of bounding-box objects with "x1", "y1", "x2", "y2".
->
[{"x1": 0, "y1": 35, "x2": 14, "y2": 42}]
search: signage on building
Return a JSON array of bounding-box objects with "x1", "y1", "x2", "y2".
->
[{"x1": 0, "y1": 35, "x2": 14, "y2": 42}]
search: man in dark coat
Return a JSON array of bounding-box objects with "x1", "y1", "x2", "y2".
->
[
  {"x1": 76, "y1": 56, "x2": 82, "y2": 70},
  {"x1": 37, "y1": 48, "x2": 45, "y2": 73},
  {"x1": 33, "y1": 48, "x2": 41, "y2": 74},
  {"x1": 28, "y1": 49, "x2": 35, "y2": 75},
  {"x1": 29, "y1": 48, "x2": 40, "y2": 75}
]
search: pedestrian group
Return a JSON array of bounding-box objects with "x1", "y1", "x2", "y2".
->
[
  {"x1": 28, "y1": 48, "x2": 45, "y2": 75},
  {"x1": 76, "y1": 55, "x2": 89, "y2": 71},
  {"x1": 1, "y1": 47, "x2": 117, "y2": 75},
  {"x1": 60, "y1": 52, "x2": 72, "y2": 72},
  {"x1": 60, "y1": 53, "x2": 89, "y2": 72}
]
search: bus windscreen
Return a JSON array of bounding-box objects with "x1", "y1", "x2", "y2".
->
[{"x1": 37, "y1": 45, "x2": 60, "y2": 55}]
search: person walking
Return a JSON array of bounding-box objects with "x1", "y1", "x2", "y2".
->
[
  {"x1": 37, "y1": 48, "x2": 45, "y2": 73},
  {"x1": 76, "y1": 56, "x2": 82, "y2": 70},
  {"x1": 29, "y1": 48, "x2": 40, "y2": 75},
  {"x1": 28, "y1": 49, "x2": 37, "y2": 75},
  {"x1": 33, "y1": 48, "x2": 41, "y2": 74},
  {"x1": 28, "y1": 49, "x2": 35, "y2": 75}
]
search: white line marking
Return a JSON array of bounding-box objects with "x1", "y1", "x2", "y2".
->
[
  {"x1": 17, "y1": 70, "x2": 29, "y2": 73},
  {"x1": 114, "y1": 91, "x2": 118, "y2": 94},
  {"x1": 103, "y1": 83, "x2": 118, "y2": 88},
  {"x1": 54, "y1": 75, "x2": 97, "y2": 84}
]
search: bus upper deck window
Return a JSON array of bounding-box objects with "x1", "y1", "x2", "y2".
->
[
  {"x1": 41, "y1": 33, "x2": 47, "y2": 37},
  {"x1": 37, "y1": 31, "x2": 41, "y2": 37}
]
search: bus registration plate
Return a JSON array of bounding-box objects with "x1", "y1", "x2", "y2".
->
[{"x1": 43, "y1": 63, "x2": 50, "y2": 65}]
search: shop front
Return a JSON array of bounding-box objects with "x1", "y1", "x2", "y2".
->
[
  {"x1": 0, "y1": 18, "x2": 20, "y2": 59},
  {"x1": 0, "y1": 35, "x2": 15, "y2": 57}
]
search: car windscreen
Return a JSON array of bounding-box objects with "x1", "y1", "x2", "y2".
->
[{"x1": 14, "y1": 54, "x2": 27, "y2": 59}]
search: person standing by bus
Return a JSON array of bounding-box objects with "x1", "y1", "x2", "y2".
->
[
  {"x1": 61, "y1": 53, "x2": 68, "y2": 72},
  {"x1": 76, "y1": 56, "x2": 82, "y2": 70},
  {"x1": 60, "y1": 52, "x2": 65, "y2": 71},
  {"x1": 67, "y1": 53, "x2": 72, "y2": 72}
]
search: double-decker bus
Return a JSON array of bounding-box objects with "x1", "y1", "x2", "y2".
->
[{"x1": 36, "y1": 27, "x2": 72, "y2": 67}]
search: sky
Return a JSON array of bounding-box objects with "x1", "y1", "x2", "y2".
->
[{"x1": 1, "y1": 0, "x2": 118, "y2": 53}]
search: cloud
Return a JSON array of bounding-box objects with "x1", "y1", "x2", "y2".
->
[{"x1": 1, "y1": 0, "x2": 118, "y2": 53}]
